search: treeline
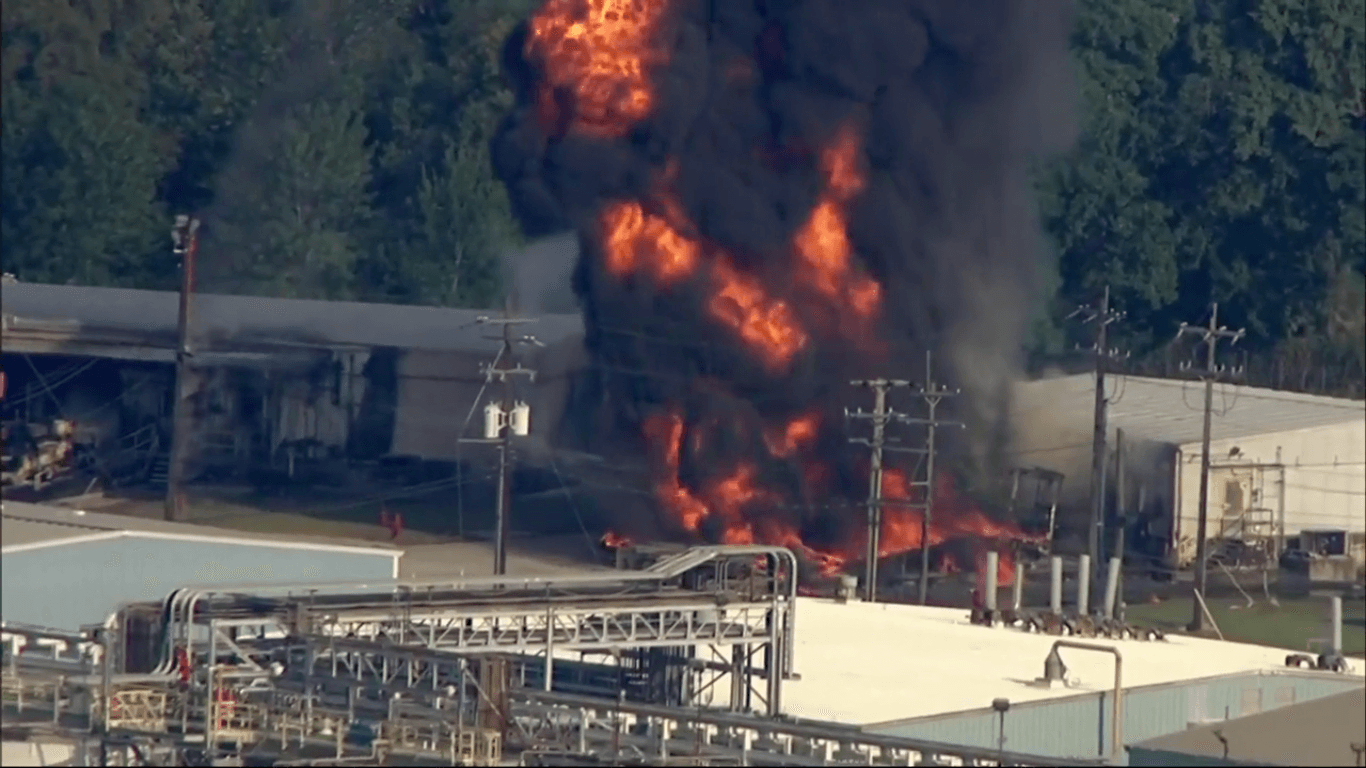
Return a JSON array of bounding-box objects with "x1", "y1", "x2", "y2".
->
[{"x1": 2, "y1": 0, "x2": 1362, "y2": 393}]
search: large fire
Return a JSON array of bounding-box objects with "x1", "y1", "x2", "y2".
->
[{"x1": 525, "y1": 0, "x2": 1033, "y2": 588}]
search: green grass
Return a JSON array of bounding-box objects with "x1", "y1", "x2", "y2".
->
[{"x1": 1125, "y1": 595, "x2": 1366, "y2": 657}]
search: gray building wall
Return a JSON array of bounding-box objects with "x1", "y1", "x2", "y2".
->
[
  {"x1": 1, "y1": 536, "x2": 396, "y2": 630},
  {"x1": 865, "y1": 672, "x2": 1362, "y2": 764},
  {"x1": 1126, "y1": 748, "x2": 1269, "y2": 767}
]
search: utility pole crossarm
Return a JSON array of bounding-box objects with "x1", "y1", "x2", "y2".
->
[{"x1": 1176, "y1": 302, "x2": 1247, "y2": 633}]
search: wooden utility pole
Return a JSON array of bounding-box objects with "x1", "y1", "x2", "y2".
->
[
  {"x1": 906, "y1": 352, "x2": 962, "y2": 605},
  {"x1": 846, "y1": 377, "x2": 912, "y2": 603},
  {"x1": 1177, "y1": 302, "x2": 1245, "y2": 632},
  {"x1": 847, "y1": 354, "x2": 961, "y2": 605},
  {"x1": 1069, "y1": 286, "x2": 1125, "y2": 596},
  {"x1": 464, "y1": 307, "x2": 539, "y2": 576},
  {"x1": 165, "y1": 215, "x2": 200, "y2": 522}
]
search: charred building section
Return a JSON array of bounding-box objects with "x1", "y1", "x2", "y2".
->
[{"x1": 1, "y1": 281, "x2": 585, "y2": 498}]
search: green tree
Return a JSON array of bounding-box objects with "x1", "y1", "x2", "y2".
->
[
  {"x1": 0, "y1": 0, "x2": 182, "y2": 286},
  {"x1": 1040, "y1": 0, "x2": 1365, "y2": 372},
  {"x1": 205, "y1": 98, "x2": 374, "y2": 299},
  {"x1": 354, "y1": 0, "x2": 530, "y2": 308}
]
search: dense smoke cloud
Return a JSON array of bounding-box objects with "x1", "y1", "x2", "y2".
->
[{"x1": 493, "y1": 0, "x2": 1077, "y2": 568}]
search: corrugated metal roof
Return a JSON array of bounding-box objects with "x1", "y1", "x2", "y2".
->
[
  {"x1": 0, "y1": 281, "x2": 584, "y2": 355},
  {"x1": 1015, "y1": 374, "x2": 1365, "y2": 448},
  {"x1": 0, "y1": 500, "x2": 399, "y2": 556},
  {"x1": 1130, "y1": 685, "x2": 1365, "y2": 765}
]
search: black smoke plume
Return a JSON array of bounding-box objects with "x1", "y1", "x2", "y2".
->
[{"x1": 493, "y1": 0, "x2": 1077, "y2": 546}]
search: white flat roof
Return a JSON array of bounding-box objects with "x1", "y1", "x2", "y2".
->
[{"x1": 782, "y1": 598, "x2": 1364, "y2": 726}]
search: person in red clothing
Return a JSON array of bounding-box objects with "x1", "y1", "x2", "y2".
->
[{"x1": 378, "y1": 507, "x2": 403, "y2": 540}]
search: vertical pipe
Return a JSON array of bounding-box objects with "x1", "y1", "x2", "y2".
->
[
  {"x1": 1012, "y1": 561, "x2": 1025, "y2": 611},
  {"x1": 544, "y1": 602, "x2": 554, "y2": 692},
  {"x1": 1078, "y1": 555, "x2": 1092, "y2": 615},
  {"x1": 205, "y1": 621, "x2": 218, "y2": 756},
  {"x1": 1050, "y1": 556, "x2": 1063, "y2": 614},
  {"x1": 1103, "y1": 557, "x2": 1122, "y2": 619},
  {"x1": 1331, "y1": 596, "x2": 1343, "y2": 655},
  {"x1": 984, "y1": 551, "x2": 1000, "y2": 612},
  {"x1": 1112, "y1": 655, "x2": 1123, "y2": 762}
]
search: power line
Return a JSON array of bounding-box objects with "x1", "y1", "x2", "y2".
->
[{"x1": 1175, "y1": 301, "x2": 1246, "y2": 633}]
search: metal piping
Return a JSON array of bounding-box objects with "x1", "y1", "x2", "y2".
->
[
  {"x1": 147, "y1": 545, "x2": 802, "y2": 678},
  {"x1": 1103, "y1": 557, "x2": 1122, "y2": 619},
  {"x1": 1049, "y1": 640, "x2": 1123, "y2": 762},
  {"x1": 1331, "y1": 595, "x2": 1343, "y2": 655},
  {"x1": 1050, "y1": 556, "x2": 1063, "y2": 614},
  {"x1": 1077, "y1": 554, "x2": 1091, "y2": 615},
  {"x1": 1012, "y1": 561, "x2": 1025, "y2": 611},
  {"x1": 984, "y1": 551, "x2": 999, "y2": 611}
]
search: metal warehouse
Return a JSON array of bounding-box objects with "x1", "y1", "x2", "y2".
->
[
  {"x1": 780, "y1": 598, "x2": 1365, "y2": 765},
  {"x1": 1013, "y1": 374, "x2": 1366, "y2": 570},
  {"x1": 0, "y1": 500, "x2": 400, "y2": 631}
]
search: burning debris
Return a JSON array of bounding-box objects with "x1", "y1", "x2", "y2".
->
[{"x1": 494, "y1": 0, "x2": 1076, "y2": 585}]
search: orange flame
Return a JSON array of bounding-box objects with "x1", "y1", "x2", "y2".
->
[
  {"x1": 602, "y1": 531, "x2": 631, "y2": 548},
  {"x1": 527, "y1": 0, "x2": 675, "y2": 137},
  {"x1": 763, "y1": 412, "x2": 821, "y2": 458},
  {"x1": 643, "y1": 409, "x2": 710, "y2": 533},
  {"x1": 793, "y1": 125, "x2": 883, "y2": 330},
  {"x1": 638, "y1": 408, "x2": 1032, "y2": 581},
  {"x1": 541, "y1": 10, "x2": 1033, "y2": 583},
  {"x1": 598, "y1": 188, "x2": 809, "y2": 371}
]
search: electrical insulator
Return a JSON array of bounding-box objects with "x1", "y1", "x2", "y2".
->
[
  {"x1": 510, "y1": 401, "x2": 531, "y2": 437},
  {"x1": 483, "y1": 402, "x2": 503, "y2": 439}
]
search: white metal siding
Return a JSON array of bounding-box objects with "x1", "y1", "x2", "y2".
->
[{"x1": 1173, "y1": 420, "x2": 1366, "y2": 564}]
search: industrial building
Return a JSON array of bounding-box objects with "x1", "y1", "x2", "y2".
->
[
  {"x1": 0, "y1": 500, "x2": 400, "y2": 631},
  {"x1": 1012, "y1": 374, "x2": 1366, "y2": 572},
  {"x1": 1127, "y1": 685, "x2": 1365, "y2": 766},
  {"x1": 783, "y1": 598, "x2": 1363, "y2": 764},
  {"x1": 4, "y1": 533, "x2": 1361, "y2": 766},
  {"x1": 1, "y1": 280, "x2": 586, "y2": 491}
]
